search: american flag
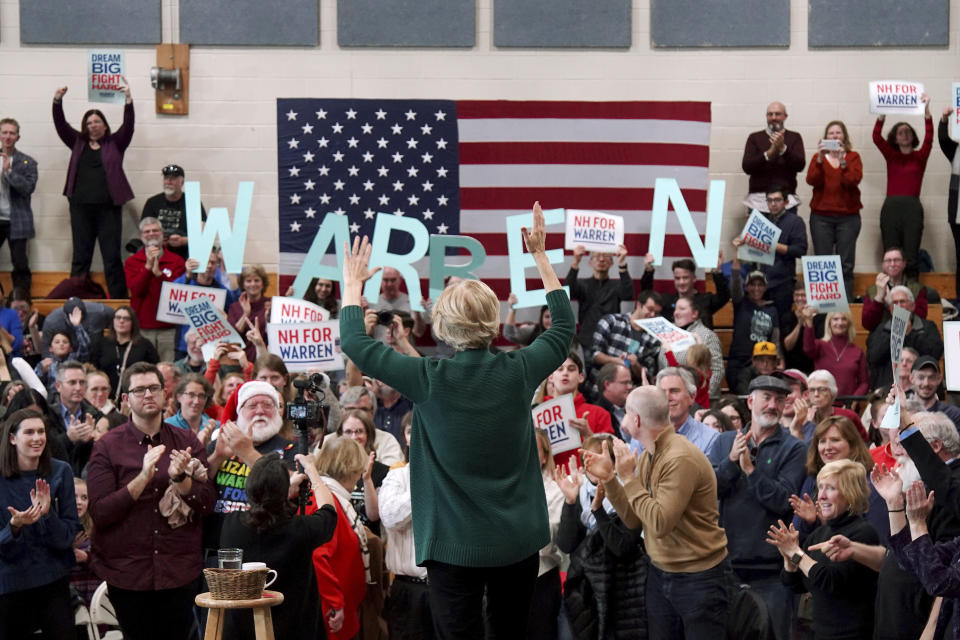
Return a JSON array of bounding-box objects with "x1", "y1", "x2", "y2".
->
[{"x1": 277, "y1": 99, "x2": 712, "y2": 296}]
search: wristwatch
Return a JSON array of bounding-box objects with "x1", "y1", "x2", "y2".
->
[{"x1": 789, "y1": 550, "x2": 805, "y2": 566}]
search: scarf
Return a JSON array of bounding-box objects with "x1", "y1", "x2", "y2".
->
[{"x1": 321, "y1": 475, "x2": 372, "y2": 583}]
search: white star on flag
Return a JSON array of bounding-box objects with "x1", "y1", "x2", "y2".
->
[
  {"x1": 422, "y1": 209, "x2": 435, "y2": 220},
  {"x1": 422, "y1": 180, "x2": 433, "y2": 191},
  {"x1": 363, "y1": 180, "x2": 375, "y2": 191},
  {"x1": 436, "y1": 138, "x2": 448, "y2": 149},
  {"x1": 421, "y1": 124, "x2": 433, "y2": 135},
  {"x1": 408, "y1": 195, "x2": 420, "y2": 205},
  {"x1": 392, "y1": 152, "x2": 404, "y2": 163},
  {"x1": 319, "y1": 166, "x2": 330, "y2": 176},
  {"x1": 303, "y1": 179, "x2": 315, "y2": 190},
  {"x1": 438, "y1": 195, "x2": 449, "y2": 206},
  {"x1": 286, "y1": 110, "x2": 298, "y2": 121},
  {"x1": 316, "y1": 109, "x2": 327, "y2": 119},
  {"x1": 405, "y1": 110, "x2": 417, "y2": 120},
  {"x1": 346, "y1": 109, "x2": 358, "y2": 119},
  {"x1": 332, "y1": 122, "x2": 344, "y2": 134},
  {"x1": 347, "y1": 165, "x2": 360, "y2": 177},
  {"x1": 376, "y1": 138, "x2": 388, "y2": 149},
  {"x1": 317, "y1": 137, "x2": 329, "y2": 148},
  {"x1": 375, "y1": 109, "x2": 387, "y2": 120},
  {"x1": 288, "y1": 166, "x2": 300, "y2": 177},
  {"x1": 421, "y1": 153, "x2": 433, "y2": 163},
  {"x1": 364, "y1": 209, "x2": 376, "y2": 219},
  {"x1": 406, "y1": 138, "x2": 418, "y2": 149},
  {"x1": 347, "y1": 137, "x2": 359, "y2": 148},
  {"x1": 391, "y1": 124, "x2": 403, "y2": 135},
  {"x1": 436, "y1": 223, "x2": 448, "y2": 233},
  {"x1": 394, "y1": 209, "x2": 405, "y2": 216},
  {"x1": 305, "y1": 207, "x2": 316, "y2": 218},
  {"x1": 407, "y1": 167, "x2": 419, "y2": 177},
  {"x1": 392, "y1": 180, "x2": 405, "y2": 191},
  {"x1": 434, "y1": 110, "x2": 446, "y2": 120},
  {"x1": 378, "y1": 195, "x2": 390, "y2": 205},
  {"x1": 302, "y1": 151, "x2": 315, "y2": 162},
  {"x1": 349, "y1": 194, "x2": 361, "y2": 205},
  {"x1": 334, "y1": 208, "x2": 346, "y2": 215},
  {"x1": 350, "y1": 221, "x2": 361, "y2": 233},
  {"x1": 361, "y1": 123, "x2": 373, "y2": 134},
  {"x1": 301, "y1": 123, "x2": 313, "y2": 134},
  {"x1": 287, "y1": 138, "x2": 299, "y2": 149},
  {"x1": 290, "y1": 193, "x2": 301, "y2": 204},
  {"x1": 333, "y1": 179, "x2": 345, "y2": 190},
  {"x1": 362, "y1": 152, "x2": 374, "y2": 162},
  {"x1": 290, "y1": 220, "x2": 301, "y2": 231},
  {"x1": 320, "y1": 194, "x2": 332, "y2": 204}
]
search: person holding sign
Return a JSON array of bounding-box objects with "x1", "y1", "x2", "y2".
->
[
  {"x1": 873, "y1": 93, "x2": 934, "y2": 279},
  {"x1": 727, "y1": 244, "x2": 780, "y2": 391},
  {"x1": 227, "y1": 264, "x2": 271, "y2": 362},
  {"x1": 806, "y1": 121, "x2": 863, "y2": 300},
  {"x1": 339, "y1": 202, "x2": 574, "y2": 639},
  {"x1": 52, "y1": 82, "x2": 134, "y2": 299},
  {"x1": 565, "y1": 243, "x2": 632, "y2": 349},
  {"x1": 866, "y1": 286, "x2": 943, "y2": 389},
  {"x1": 939, "y1": 106, "x2": 960, "y2": 297}
]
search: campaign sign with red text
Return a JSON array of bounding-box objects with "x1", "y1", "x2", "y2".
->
[
  {"x1": 564, "y1": 209, "x2": 625, "y2": 254},
  {"x1": 533, "y1": 394, "x2": 580, "y2": 456},
  {"x1": 87, "y1": 50, "x2": 125, "y2": 104},
  {"x1": 267, "y1": 322, "x2": 343, "y2": 372},
  {"x1": 869, "y1": 81, "x2": 925, "y2": 116},
  {"x1": 737, "y1": 209, "x2": 780, "y2": 266},
  {"x1": 269, "y1": 296, "x2": 331, "y2": 324},
  {"x1": 157, "y1": 282, "x2": 227, "y2": 325},
  {"x1": 182, "y1": 298, "x2": 245, "y2": 361},
  {"x1": 633, "y1": 317, "x2": 696, "y2": 352},
  {"x1": 802, "y1": 256, "x2": 849, "y2": 313}
]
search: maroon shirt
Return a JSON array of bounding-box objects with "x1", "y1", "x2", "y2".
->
[{"x1": 86, "y1": 420, "x2": 215, "y2": 590}]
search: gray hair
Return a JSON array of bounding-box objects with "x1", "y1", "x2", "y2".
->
[
  {"x1": 139, "y1": 216, "x2": 161, "y2": 231},
  {"x1": 340, "y1": 385, "x2": 376, "y2": 410},
  {"x1": 889, "y1": 285, "x2": 914, "y2": 303},
  {"x1": 807, "y1": 369, "x2": 838, "y2": 396},
  {"x1": 625, "y1": 386, "x2": 670, "y2": 428},
  {"x1": 915, "y1": 412, "x2": 960, "y2": 455},
  {"x1": 656, "y1": 366, "x2": 697, "y2": 397},
  {"x1": 55, "y1": 360, "x2": 85, "y2": 383}
]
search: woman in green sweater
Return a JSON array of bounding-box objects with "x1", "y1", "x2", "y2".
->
[{"x1": 340, "y1": 202, "x2": 574, "y2": 639}]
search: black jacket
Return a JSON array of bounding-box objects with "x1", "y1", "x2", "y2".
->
[
  {"x1": 782, "y1": 512, "x2": 878, "y2": 640},
  {"x1": 559, "y1": 500, "x2": 646, "y2": 640},
  {"x1": 867, "y1": 315, "x2": 943, "y2": 389}
]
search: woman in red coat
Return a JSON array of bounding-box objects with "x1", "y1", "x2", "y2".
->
[
  {"x1": 312, "y1": 436, "x2": 369, "y2": 639},
  {"x1": 806, "y1": 120, "x2": 863, "y2": 300}
]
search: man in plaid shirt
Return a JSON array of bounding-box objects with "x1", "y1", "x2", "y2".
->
[{"x1": 588, "y1": 290, "x2": 663, "y2": 391}]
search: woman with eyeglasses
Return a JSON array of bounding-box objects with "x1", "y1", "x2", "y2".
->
[
  {"x1": 336, "y1": 409, "x2": 388, "y2": 536},
  {"x1": 794, "y1": 370, "x2": 868, "y2": 444},
  {"x1": 89, "y1": 305, "x2": 159, "y2": 396},
  {"x1": 52, "y1": 83, "x2": 134, "y2": 299},
  {"x1": 164, "y1": 374, "x2": 218, "y2": 447}
]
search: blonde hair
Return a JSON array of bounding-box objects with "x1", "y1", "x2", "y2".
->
[
  {"x1": 534, "y1": 429, "x2": 555, "y2": 474},
  {"x1": 816, "y1": 459, "x2": 869, "y2": 516},
  {"x1": 240, "y1": 264, "x2": 270, "y2": 291},
  {"x1": 432, "y1": 279, "x2": 500, "y2": 350},
  {"x1": 316, "y1": 435, "x2": 367, "y2": 483},
  {"x1": 822, "y1": 311, "x2": 856, "y2": 342},
  {"x1": 686, "y1": 344, "x2": 712, "y2": 373}
]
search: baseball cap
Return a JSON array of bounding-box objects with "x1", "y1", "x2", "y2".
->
[
  {"x1": 773, "y1": 369, "x2": 808, "y2": 390},
  {"x1": 753, "y1": 341, "x2": 777, "y2": 357},
  {"x1": 746, "y1": 270, "x2": 767, "y2": 285},
  {"x1": 161, "y1": 164, "x2": 185, "y2": 177},
  {"x1": 913, "y1": 356, "x2": 940, "y2": 375}
]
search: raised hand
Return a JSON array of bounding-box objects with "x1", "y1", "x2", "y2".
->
[
  {"x1": 590, "y1": 482, "x2": 606, "y2": 511},
  {"x1": 870, "y1": 463, "x2": 903, "y2": 506},
  {"x1": 54, "y1": 86, "x2": 68, "y2": 101},
  {"x1": 362, "y1": 451, "x2": 376, "y2": 482},
  {"x1": 765, "y1": 519, "x2": 800, "y2": 558},
  {"x1": 167, "y1": 446, "x2": 193, "y2": 479},
  {"x1": 522, "y1": 202, "x2": 547, "y2": 255},
  {"x1": 31, "y1": 478, "x2": 51, "y2": 516},
  {"x1": 342, "y1": 235, "x2": 381, "y2": 289}
]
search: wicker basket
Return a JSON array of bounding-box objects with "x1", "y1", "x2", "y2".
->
[{"x1": 204, "y1": 568, "x2": 269, "y2": 600}]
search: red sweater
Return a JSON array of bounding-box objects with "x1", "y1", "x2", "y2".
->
[
  {"x1": 805, "y1": 152, "x2": 863, "y2": 215},
  {"x1": 802, "y1": 328, "x2": 870, "y2": 396},
  {"x1": 872, "y1": 116, "x2": 933, "y2": 197},
  {"x1": 124, "y1": 249, "x2": 185, "y2": 329},
  {"x1": 545, "y1": 393, "x2": 613, "y2": 470},
  {"x1": 309, "y1": 498, "x2": 366, "y2": 640}
]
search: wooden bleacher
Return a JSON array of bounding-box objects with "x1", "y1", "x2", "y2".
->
[{"x1": 0, "y1": 271, "x2": 280, "y2": 315}]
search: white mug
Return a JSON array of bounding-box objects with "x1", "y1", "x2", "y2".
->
[{"x1": 241, "y1": 562, "x2": 277, "y2": 588}]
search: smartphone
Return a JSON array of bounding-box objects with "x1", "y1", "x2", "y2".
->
[{"x1": 821, "y1": 138, "x2": 842, "y2": 151}]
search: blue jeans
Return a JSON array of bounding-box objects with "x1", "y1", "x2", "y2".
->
[
  {"x1": 646, "y1": 559, "x2": 730, "y2": 640},
  {"x1": 810, "y1": 213, "x2": 861, "y2": 301}
]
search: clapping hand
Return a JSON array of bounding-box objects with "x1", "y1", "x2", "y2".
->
[
  {"x1": 905, "y1": 481, "x2": 934, "y2": 526},
  {"x1": 167, "y1": 446, "x2": 193, "y2": 480},
  {"x1": 580, "y1": 440, "x2": 615, "y2": 483},
  {"x1": 612, "y1": 438, "x2": 638, "y2": 479},
  {"x1": 6, "y1": 479, "x2": 51, "y2": 529},
  {"x1": 140, "y1": 444, "x2": 166, "y2": 481},
  {"x1": 765, "y1": 519, "x2": 800, "y2": 559},
  {"x1": 553, "y1": 460, "x2": 582, "y2": 505},
  {"x1": 788, "y1": 492, "x2": 817, "y2": 525},
  {"x1": 870, "y1": 463, "x2": 904, "y2": 507}
]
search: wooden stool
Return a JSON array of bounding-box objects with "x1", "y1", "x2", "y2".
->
[{"x1": 195, "y1": 590, "x2": 284, "y2": 640}]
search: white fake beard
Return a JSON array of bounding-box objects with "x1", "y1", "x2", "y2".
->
[
  {"x1": 246, "y1": 414, "x2": 283, "y2": 444},
  {"x1": 896, "y1": 455, "x2": 923, "y2": 493}
]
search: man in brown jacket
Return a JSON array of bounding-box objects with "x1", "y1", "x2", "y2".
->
[{"x1": 582, "y1": 386, "x2": 729, "y2": 640}]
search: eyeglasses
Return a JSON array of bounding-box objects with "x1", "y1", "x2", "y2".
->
[
  {"x1": 114, "y1": 315, "x2": 132, "y2": 322},
  {"x1": 129, "y1": 384, "x2": 163, "y2": 397},
  {"x1": 342, "y1": 428, "x2": 366, "y2": 437},
  {"x1": 766, "y1": 197, "x2": 784, "y2": 203},
  {"x1": 242, "y1": 400, "x2": 277, "y2": 412},
  {"x1": 180, "y1": 392, "x2": 208, "y2": 401}
]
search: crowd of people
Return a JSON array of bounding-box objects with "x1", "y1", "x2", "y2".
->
[{"x1": 0, "y1": 89, "x2": 960, "y2": 640}]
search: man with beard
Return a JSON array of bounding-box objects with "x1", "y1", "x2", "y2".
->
[
  {"x1": 910, "y1": 356, "x2": 960, "y2": 432},
  {"x1": 812, "y1": 410, "x2": 960, "y2": 640},
  {"x1": 206, "y1": 381, "x2": 296, "y2": 513},
  {"x1": 86, "y1": 362, "x2": 215, "y2": 639},
  {"x1": 139, "y1": 164, "x2": 206, "y2": 260},
  {"x1": 708, "y1": 375, "x2": 806, "y2": 640}
]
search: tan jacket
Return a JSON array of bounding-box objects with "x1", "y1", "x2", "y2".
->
[{"x1": 605, "y1": 425, "x2": 728, "y2": 573}]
